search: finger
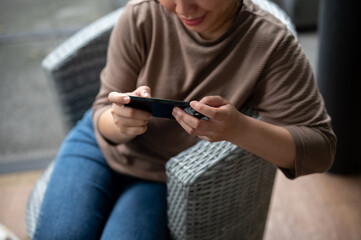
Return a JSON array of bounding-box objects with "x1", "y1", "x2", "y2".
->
[
  {"x1": 198, "y1": 135, "x2": 212, "y2": 142},
  {"x1": 190, "y1": 101, "x2": 225, "y2": 120},
  {"x1": 173, "y1": 107, "x2": 213, "y2": 136},
  {"x1": 199, "y1": 135, "x2": 221, "y2": 143},
  {"x1": 133, "y1": 86, "x2": 151, "y2": 97},
  {"x1": 108, "y1": 92, "x2": 130, "y2": 105},
  {"x1": 118, "y1": 125, "x2": 148, "y2": 136},
  {"x1": 113, "y1": 116, "x2": 149, "y2": 128},
  {"x1": 175, "y1": 115, "x2": 197, "y2": 136},
  {"x1": 172, "y1": 108, "x2": 200, "y2": 134},
  {"x1": 173, "y1": 107, "x2": 223, "y2": 141},
  {"x1": 199, "y1": 96, "x2": 228, "y2": 107},
  {"x1": 113, "y1": 104, "x2": 152, "y2": 120},
  {"x1": 173, "y1": 107, "x2": 201, "y2": 127}
]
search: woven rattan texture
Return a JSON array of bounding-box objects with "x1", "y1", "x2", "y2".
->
[
  {"x1": 166, "y1": 108, "x2": 276, "y2": 240},
  {"x1": 25, "y1": 161, "x2": 55, "y2": 238},
  {"x1": 42, "y1": 8, "x2": 123, "y2": 130}
]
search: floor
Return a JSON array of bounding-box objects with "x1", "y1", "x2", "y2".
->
[
  {"x1": 264, "y1": 172, "x2": 361, "y2": 240},
  {"x1": 0, "y1": 170, "x2": 42, "y2": 240},
  {"x1": 0, "y1": 169, "x2": 360, "y2": 240},
  {"x1": 0, "y1": 0, "x2": 122, "y2": 172}
]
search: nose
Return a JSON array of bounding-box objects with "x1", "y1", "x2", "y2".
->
[{"x1": 175, "y1": 0, "x2": 197, "y2": 18}]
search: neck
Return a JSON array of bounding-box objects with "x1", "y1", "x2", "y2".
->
[{"x1": 199, "y1": 1, "x2": 241, "y2": 40}]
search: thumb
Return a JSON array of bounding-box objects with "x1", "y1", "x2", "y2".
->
[
  {"x1": 108, "y1": 92, "x2": 130, "y2": 105},
  {"x1": 199, "y1": 96, "x2": 228, "y2": 107},
  {"x1": 133, "y1": 86, "x2": 151, "y2": 97}
]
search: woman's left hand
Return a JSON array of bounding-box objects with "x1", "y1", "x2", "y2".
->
[
  {"x1": 173, "y1": 96, "x2": 296, "y2": 170},
  {"x1": 172, "y1": 96, "x2": 243, "y2": 143}
]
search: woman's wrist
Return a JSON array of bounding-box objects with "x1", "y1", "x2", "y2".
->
[
  {"x1": 229, "y1": 113, "x2": 295, "y2": 170},
  {"x1": 98, "y1": 108, "x2": 136, "y2": 145}
]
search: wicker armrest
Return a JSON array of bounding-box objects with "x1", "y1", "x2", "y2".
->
[
  {"x1": 25, "y1": 161, "x2": 55, "y2": 239},
  {"x1": 42, "y1": 8, "x2": 124, "y2": 130},
  {"x1": 166, "y1": 108, "x2": 277, "y2": 240}
]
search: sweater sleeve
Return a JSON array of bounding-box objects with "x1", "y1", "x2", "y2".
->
[
  {"x1": 250, "y1": 33, "x2": 336, "y2": 179},
  {"x1": 92, "y1": 3, "x2": 149, "y2": 147}
]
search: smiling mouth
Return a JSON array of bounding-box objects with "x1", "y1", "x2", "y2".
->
[{"x1": 180, "y1": 14, "x2": 207, "y2": 26}]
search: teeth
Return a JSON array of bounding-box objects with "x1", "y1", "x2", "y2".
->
[{"x1": 179, "y1": 15, "x2": 198, "y2": 20}]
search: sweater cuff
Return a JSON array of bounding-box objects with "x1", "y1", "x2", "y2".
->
[
  {"x1": 282, "y1": 125, "x2": 334, "y2": 179},
  {"x1": 280, "y1": 126, "x2": 305, "y2": 179}
]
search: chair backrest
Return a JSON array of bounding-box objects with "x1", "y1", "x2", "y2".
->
[
  {"x1": 252, "y1": 0, "x2": 297, "y2": 37},
  {"x1": 42, "y1": 8, "x2": 123, "y2": 131}
]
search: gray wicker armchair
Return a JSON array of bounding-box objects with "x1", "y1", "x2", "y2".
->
[{"x1": 26, "y1": 1, "x2": 296, "y2": 239}]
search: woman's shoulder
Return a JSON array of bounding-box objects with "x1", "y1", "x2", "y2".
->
[
  {"x1": 119, "y1": 0, "x2": 170, "y2": 28},
  {"x1": 127, "y1": 0, "x2": 156, "y2": 7},
  {"x1": 125, "y1": 0, "x2": 162, "y2": 15},
  {"x1": 241, "y1": 0, "x2": 295, "y2": 39}
]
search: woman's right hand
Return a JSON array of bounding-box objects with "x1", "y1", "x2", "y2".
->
[
  {"x1": 97, "y1": 86, "x2": 152, "y2": 144},
  {"x1": 108, "y1": 86, "x2": 153, "y2": 137}
]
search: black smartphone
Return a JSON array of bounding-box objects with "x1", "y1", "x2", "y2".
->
[{"x1": 124, "y1": 96, "x2": 208, "y2": 120}]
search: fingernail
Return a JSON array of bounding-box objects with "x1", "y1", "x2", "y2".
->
[
  {"x1": 123, "y1": 96, "x2": 130, "y2": 102},
  {"x1": 143, "y1": 92, "x2": 150, "y2": 97},
  {"x1": 190, "y1": 101, "x2": 198, "y2": 108},
  {"x1": 172, "y1": 108, "x2": 178, "y2": 116}
]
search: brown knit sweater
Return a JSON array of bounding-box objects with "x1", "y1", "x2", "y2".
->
[{"x1": 92, "y1": 0, "x2": 336, "y2": 182}]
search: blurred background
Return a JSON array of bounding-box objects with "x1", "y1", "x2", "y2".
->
[
  {"x1": 0, "y1": 0, "x2": 360, "y2": 239},
  {"x1": 0, "y1": 0, "x2": 127, "y2": 173}
]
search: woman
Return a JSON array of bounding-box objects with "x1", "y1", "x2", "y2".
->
[{"x1": 34, "y1": 0, "x2": 336, "y2": 239}]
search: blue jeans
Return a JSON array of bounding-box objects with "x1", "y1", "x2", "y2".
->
[{"x1": 34, "y1": 110, "x2": 169, "y2": 240}]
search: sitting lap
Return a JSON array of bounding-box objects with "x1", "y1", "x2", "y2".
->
[{"x1": 34, "y1": 110, "x2": 169, "y2": 240}]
